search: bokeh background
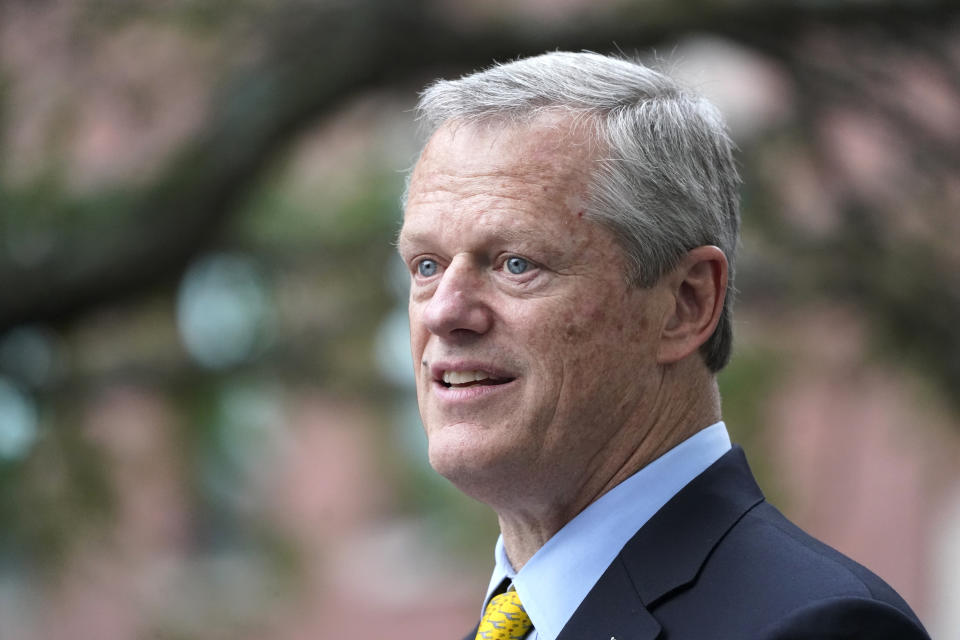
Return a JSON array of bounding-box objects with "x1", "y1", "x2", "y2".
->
[{"x1": 1, "y1": 1, "x2": 959, "y2": 638}]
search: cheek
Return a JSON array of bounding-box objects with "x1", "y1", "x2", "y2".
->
[
  {"x1": 557, "y1": 300, "x2": 628, "y2": 346},
  {"x1": 560, "y1": 307, "x2": 601, "y2": 343},
  {"x1": 551, "y1": 299, "x2": 657, "y2": 391},
  {"x1": 407, "y1": 304, "x2": 426, "y2": 349}
]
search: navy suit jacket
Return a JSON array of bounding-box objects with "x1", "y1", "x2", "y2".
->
[{"x1": 465, "y1": 447, "x2": 930, "y2": 639}]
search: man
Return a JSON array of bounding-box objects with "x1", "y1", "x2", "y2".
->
[{"x1": 397, "y1": 51, "x2": 929, "y2": 639}]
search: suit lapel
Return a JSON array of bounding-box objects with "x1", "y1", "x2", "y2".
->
[
  {"x1": 557, "y1": 446, "x2": 764, "y2": 639},
  {"x1": 556, "y1": 557, "x2": 661, "y2": 640},
  {"x1": 620, "y1": 446, "x2": 764, "y2": 607}
]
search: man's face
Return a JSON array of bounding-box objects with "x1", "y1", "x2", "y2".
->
[{"x1": 398, "y1": 117, "x2": 671, "y2": 505}]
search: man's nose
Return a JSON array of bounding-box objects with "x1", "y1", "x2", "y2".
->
[{"x1": 422, "y1": 258, "x2": 492, "y2": 338}]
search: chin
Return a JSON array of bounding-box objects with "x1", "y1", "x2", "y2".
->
[
  {"x1": 426, "y1": 424, "x2": 522, "y2": 501},
  {"x1": 425, "y1": 422, "x2": 483, "y2": 476}
]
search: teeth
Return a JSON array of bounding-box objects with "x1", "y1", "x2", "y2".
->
[{"x1": 443, "y1": 370, "x2": 495, "y2": 385}]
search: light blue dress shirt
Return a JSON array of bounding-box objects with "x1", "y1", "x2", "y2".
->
[{"x1": 481, "y1": 421, "x2": 732, "y2": 640}]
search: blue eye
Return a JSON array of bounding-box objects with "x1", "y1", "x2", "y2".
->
[
  {"x1": 505, "y1": 256, "x2": 529, "y2": 274},
  {"x1": 417, "y1": 259, "x2": 438, "y2": 277}
]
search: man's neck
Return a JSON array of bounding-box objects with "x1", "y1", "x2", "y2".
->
[{"x1": 498, "y1": 373, "x2": 721, "y2": 571}]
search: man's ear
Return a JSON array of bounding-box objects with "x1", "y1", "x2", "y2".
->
[{"x1": 657, "y1": 246, "x2": 728, "y2": 365}]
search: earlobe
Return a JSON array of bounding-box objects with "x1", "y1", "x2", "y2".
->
[{"x1": 657, "y1": 246, "x2": 728, "y2": 365}]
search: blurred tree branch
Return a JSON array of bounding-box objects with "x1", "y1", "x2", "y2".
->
[{"x1": 735, "y1": 13, "x2": 960, "y2": 405}]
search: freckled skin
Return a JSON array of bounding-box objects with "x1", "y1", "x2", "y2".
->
[{"x1": 397, "y1": 114, "x2": 723, "y2": 567}]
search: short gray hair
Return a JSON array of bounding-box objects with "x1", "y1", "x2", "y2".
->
[{"x1": 412, "y1": 51, "x2": 741, "y2": 371}]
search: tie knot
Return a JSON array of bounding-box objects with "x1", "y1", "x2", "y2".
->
[{"x1": 475, "y1": 590, "x2": 533, "y2": 640}]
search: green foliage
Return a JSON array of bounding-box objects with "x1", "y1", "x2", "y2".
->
[
  {"x1": 718, "y1": 343, "x2": 786, "y2": 505},
  {"x1": 0, "y1": 408, "x2": 113, "y2": 576}
]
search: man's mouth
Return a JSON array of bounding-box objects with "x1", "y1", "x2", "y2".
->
[{"x1": 440, "y1": 370, "x2": 515, "y2": 388}]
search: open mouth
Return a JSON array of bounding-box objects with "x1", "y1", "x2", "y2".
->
[{"x1": 439, "y1": 370, "x2": 515, "y2": 389}]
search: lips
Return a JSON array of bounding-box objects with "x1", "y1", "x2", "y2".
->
[
  {"x1": 429, "y1": 362, "x2": 517, "y2": 390},
  {"x1": 441, "y1": 369, "x2": 513, "y2": 388}
]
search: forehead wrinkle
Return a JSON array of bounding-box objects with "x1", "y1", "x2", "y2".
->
[
  {"x1": 414, "y1": 117, "x2": 596, "y2": 186},
  {"x1": 405, "y1": 187, "x2": 579, "y2": 237},
  {"x1": 400, "y1": 211, "x2": 551, "y2": 250},
  {"x1": 408, "y1": 163, "x2": 586, "y2": 206}
]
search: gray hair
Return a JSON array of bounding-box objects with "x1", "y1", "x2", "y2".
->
[{"x1": 412, "y1": 51, "x2": 741, "y2": 371}]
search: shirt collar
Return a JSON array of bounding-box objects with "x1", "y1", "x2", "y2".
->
[{"x1": 483, "y1": 421, "x2": 732, "y2": 640}]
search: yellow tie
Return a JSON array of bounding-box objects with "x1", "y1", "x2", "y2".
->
[{"x1": 475, "y1": 590, "x2": 533, "y2": 640}]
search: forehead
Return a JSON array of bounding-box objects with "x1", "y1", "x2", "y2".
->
[
  {"x1": 399, "y1": 116, "x2": 598, "y2": 245},
  {"x1": 415, "y1": 114, "x2": 595, "y2": 178}
]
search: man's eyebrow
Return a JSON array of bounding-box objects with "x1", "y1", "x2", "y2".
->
[
  {"x1": 394, "y1": 230, "x2": 418, "y2": 254},
  {"x1": 395, "y1": 226, "x2": 570, "y2": 269}
]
